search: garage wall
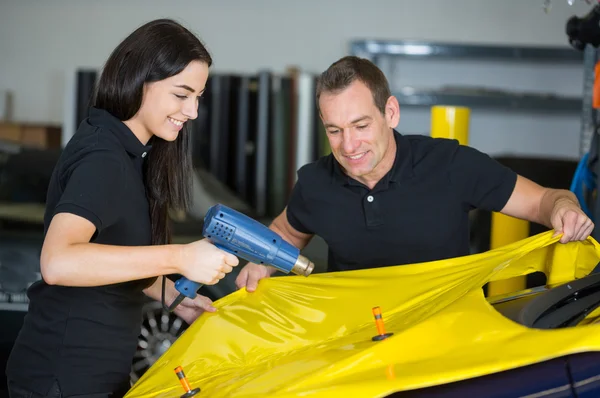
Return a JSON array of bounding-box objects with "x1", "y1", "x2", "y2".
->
[{"x1": 0, "y1": 0, "x2": 593, "y2": 158}]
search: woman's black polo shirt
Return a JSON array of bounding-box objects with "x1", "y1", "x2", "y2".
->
[
  {"x1": 7, "y1": 107, "x2": 155, "y2": 396},
  {"x1": 286, "y1": 130, "x2": 518, "y2": 272}
]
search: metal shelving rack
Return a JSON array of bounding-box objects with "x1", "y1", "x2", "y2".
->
[
  {"x1": 580, "y1": 45, "x2": 600, "y2": 156},
  {"x1": 350, "y1": 39, "x2": 584, "y2": 113},
  {"x1": 351, "y1": 40, "x2": 583, "y2": 61}
]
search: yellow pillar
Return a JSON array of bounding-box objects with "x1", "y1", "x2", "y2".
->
[
  {"x1": 430, "y1": 105, "x2": 470, "y2": 145},
  {"x1": 430, "y1": 105, "x2": 528, "y2": 296},
  {"x1": 487, "y1": 213, "x2": 529, "y2": 296}
]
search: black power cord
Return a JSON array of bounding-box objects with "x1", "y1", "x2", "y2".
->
[
  {"x1": 161, "y1": 275, "x2": 169, "y2": 312},
  {"x1": 160, "y1": 275, "x2": 186, "y2": 313}
]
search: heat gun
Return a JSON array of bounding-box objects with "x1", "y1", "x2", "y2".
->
[{"x1": 166, "y1": 204, "x2": 315, "y2": 311}]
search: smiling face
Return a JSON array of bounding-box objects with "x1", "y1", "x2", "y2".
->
[
  {"x1": 124, "y1": 60, "x2": 209, "y2": 144},
  {"x1": 319, "y1": 79, "x2": 400, "y2": 189}
]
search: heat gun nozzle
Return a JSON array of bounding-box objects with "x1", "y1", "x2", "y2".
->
[{"x1": 291, "y1": 254, "x2": 315, "y2": 276}]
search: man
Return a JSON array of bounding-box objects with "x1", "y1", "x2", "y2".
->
[{"x1": 235, "y1": 56, "x2": 594, "y2": 292}]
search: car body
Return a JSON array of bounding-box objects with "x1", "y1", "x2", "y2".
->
[{"x1": 123, "y1": 231, "x2": 600, "y2": 398}]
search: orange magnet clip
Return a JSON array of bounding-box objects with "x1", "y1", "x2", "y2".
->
[
  {"x1": 371, "y1": 306, "x2": 394, "y2": 341},
  {"x1": 594, "y1": 62, "x2": 600, "y2": 109},
  {"x1": 174, "y1": 365, "x2": 201, "y2": 397}
]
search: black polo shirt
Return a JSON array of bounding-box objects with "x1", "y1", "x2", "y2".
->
[
  {"x1": 7, "y1": 107, "x2": 154, "y2": 396},
  {"x1": 287, "y1": 130, "x2": 517, "y2": 272}
]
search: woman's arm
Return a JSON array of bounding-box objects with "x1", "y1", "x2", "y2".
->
[{"x1": 41, "y1": 212, "x2": 238, "y2": 287}]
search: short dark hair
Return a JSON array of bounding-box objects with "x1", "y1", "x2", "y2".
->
[
  {"x1": 316, "y1": 56, "x2": 391, "y2": 115},
  {"x1": 93, "y1": 18, "x2": 212, "y2": 246}
]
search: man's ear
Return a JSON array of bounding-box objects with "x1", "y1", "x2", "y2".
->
[{"x1": 385, "y1": 96, "x2": 400, "y2": 128}]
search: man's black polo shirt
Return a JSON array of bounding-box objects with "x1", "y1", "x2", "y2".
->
[
  {"x1": 7, "y1": 107, "x2": 154, "y2": 396},
  {"x1": 287, "y1": 130, "x2": 517, "y2": 272}
]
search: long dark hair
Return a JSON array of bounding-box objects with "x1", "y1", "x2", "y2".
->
[{"x1": 93, "y1": 19, "x2": 212, "y2": 246}]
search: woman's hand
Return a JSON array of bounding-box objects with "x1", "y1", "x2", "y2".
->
[
  {"x1": 173, "y1": 294, "x2": 216, "y2": 324},
  {"x1": 144, "y1": 276, "x2": 217, "y2": 324},
  {"x1": 178, "y1": 239, "x2": 239, "y2": 285}
]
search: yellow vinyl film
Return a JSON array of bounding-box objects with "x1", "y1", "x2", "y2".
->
[{"x1": 125, "y1": 231, "x2": 600, "y2": 398}]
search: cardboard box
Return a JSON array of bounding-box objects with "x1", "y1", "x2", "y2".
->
[{"x1": 0, "y1": 123, "x2": 61, "y2": 149}]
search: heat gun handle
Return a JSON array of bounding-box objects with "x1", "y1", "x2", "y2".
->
[
  {"x1": 169, "y1": 244, "x2": 235, "y2": 312},
  {"x1": 168, "y1": 277, "x2": 203, "y2": 312},
  {"x1": 174, "y1": 277, "x2": 203, "y2": 300}
]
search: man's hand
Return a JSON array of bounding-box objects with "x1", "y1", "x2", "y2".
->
[
  {"x1": 235, "y1": 262, "x2": 275, "y2": 292},
  {"x1": 172, "y1": 294, "x2": 216, "y2": 324},
  {"x1": 550, "y1": 197, "x2": 594, "y2": 243}
]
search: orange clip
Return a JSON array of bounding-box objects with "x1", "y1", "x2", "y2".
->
[
  {"x1": 174, "y1": 366, "x2": 201, "y2": 397},
  {"x1": 371, "y1": 306, "x2": 394, "y2": 341},
  {"x1": 594, "y1": 62, "x2": 600, "y2": 109}
]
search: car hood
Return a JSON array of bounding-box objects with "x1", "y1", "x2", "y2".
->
[{"x1": 125, "y1": 231, "x2": 600, "y2": 398}]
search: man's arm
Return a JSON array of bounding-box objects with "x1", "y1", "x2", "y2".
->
[
  {"x1": 270, "y1": 207, "x2": 314, "y2": 252},
  {"x1": 499, "y1": 175, "x2": 594, "y2": 243},
  {"x1": 234, "y1": 207, "x2": 314, "y2": 291}
]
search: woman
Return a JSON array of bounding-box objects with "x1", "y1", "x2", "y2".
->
[{"x1": 6, "y1": 18, "x2": 238, "y2": 398}]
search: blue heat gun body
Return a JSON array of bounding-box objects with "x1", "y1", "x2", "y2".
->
[{"x1": 167, "y1": 204, "x2": 314, "y2": 311}]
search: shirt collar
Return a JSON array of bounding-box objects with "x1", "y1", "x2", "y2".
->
[
  {"x1": 331, "y1": 129, "x2": 414, "y2": 188},
  {"x1": 88, "y1": 107, "x2": 152, "y2": 158}
]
